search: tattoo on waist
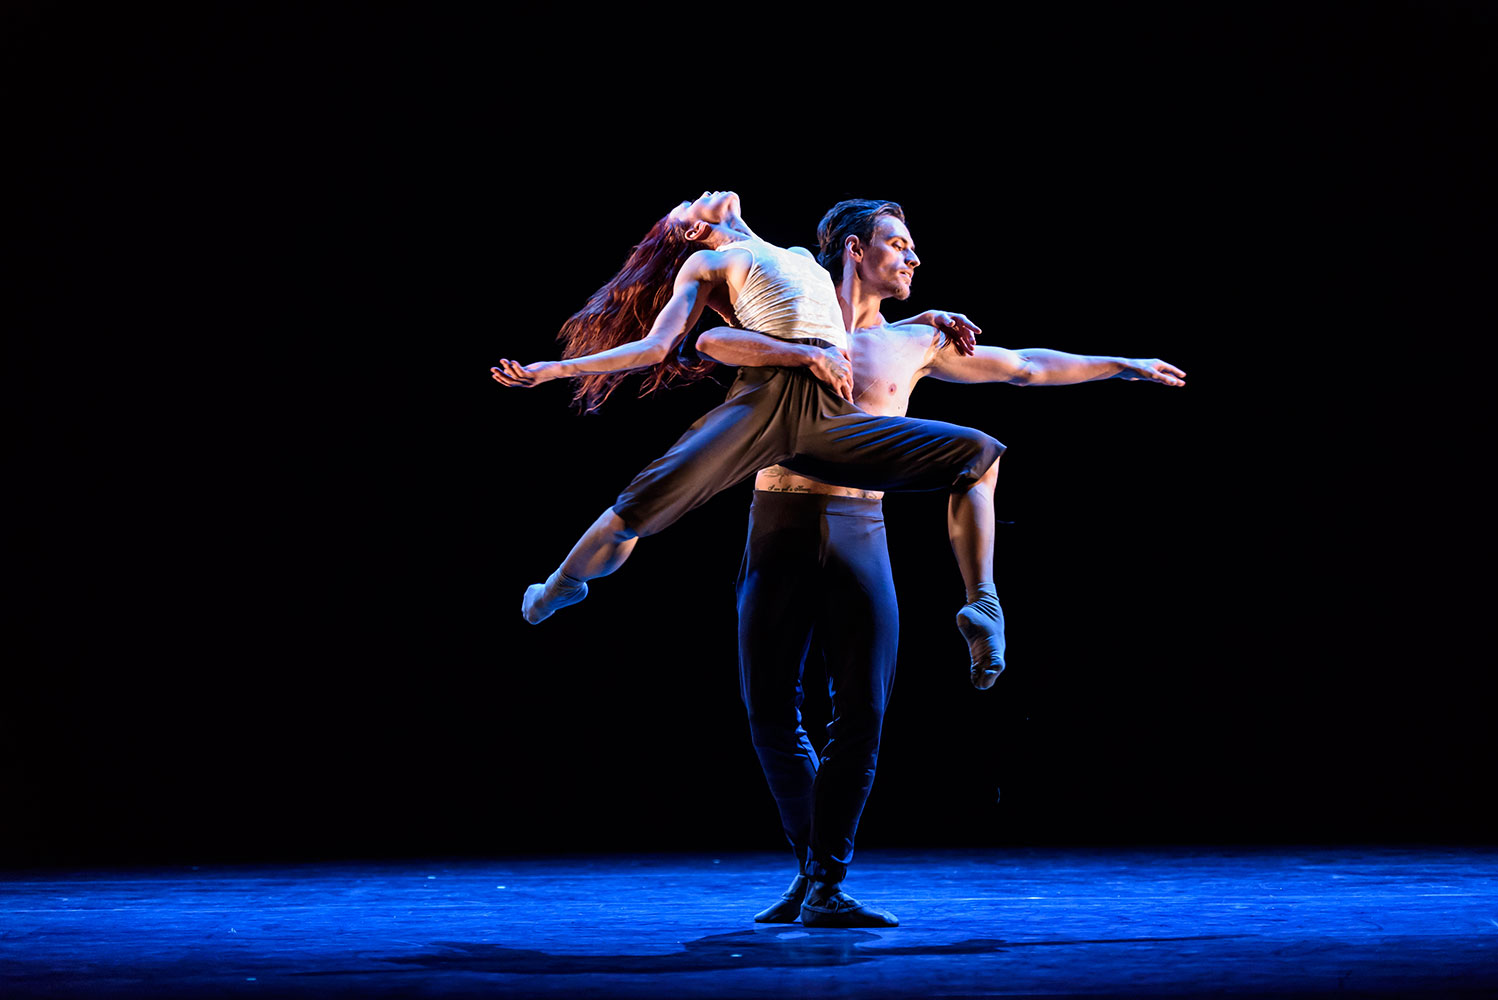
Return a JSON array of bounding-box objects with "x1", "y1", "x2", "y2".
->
[{"x1": 758, "y1": 470, "x2": 884, "y2": 500}]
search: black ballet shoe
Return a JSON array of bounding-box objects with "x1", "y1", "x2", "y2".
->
[
  {"x1": 800, "y1": 886, "x2": 899, "y2": 928},
  {"x1": 753, "y1": 873, "x2": 809, "y2": 923}
]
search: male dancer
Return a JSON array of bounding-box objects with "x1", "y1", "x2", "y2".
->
[
  {"x1": 694, "y1": 199, "x2": 1185, "y2": 927},
  {"x1": 493, "y1": 191, "x2": 1003, "y2": 630}
]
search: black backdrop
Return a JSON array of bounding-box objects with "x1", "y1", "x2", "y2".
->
[{"x1": 7, "y1": 5, "x2": 1492, "y2": 866}]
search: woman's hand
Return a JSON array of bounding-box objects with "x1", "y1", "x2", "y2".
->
[
  {"x1": 491, "y1": 359, "x2": 562, "y2": 387},
  {"x1": 920, "y1": 311, "x2": 981, "y2": 356},
  {"x1": 896, "y1": 310, "x2": 981, "y2": 355}
]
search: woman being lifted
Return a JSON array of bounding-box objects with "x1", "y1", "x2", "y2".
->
[{"x1": 492, "y1": 190, "x2": 1006, "y2": 684}]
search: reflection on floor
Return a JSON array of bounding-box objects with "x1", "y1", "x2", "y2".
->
[{"x1": 3, "y1": 846, "x2": 1495, "y2": 998}]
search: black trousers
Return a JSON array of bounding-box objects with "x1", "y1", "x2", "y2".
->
[
  {"x1": 613, "y1": 364, "x2": 1004, "y2": 537},
  {"x1": 736, "y1": 490, "x2": 899, "y2": 885}
]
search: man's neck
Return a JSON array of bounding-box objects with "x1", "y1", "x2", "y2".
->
[{"x1": 841, "y1": 273, "x2": 888, "y2": 332}]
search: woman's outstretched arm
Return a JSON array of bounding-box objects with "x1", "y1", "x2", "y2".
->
[{"x1": 491, "y1": 250, "x2": 725, "y2": 388}]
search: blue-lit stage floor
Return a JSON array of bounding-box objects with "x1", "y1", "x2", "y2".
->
[{"x1": 2, "y1": 846, "x2": 1494, "y2": 999}]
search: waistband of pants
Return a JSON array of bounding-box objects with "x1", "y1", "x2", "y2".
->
[{"x1": 750, "y1": 489, "x2": 884, "y2": 518}]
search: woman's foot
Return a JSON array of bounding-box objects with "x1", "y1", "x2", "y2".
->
[
  {"x1": 956, "y1": 584, "x2": 1005, "y2": 689},
  {"x1": 521, "y1": 569, "x2": 589, "y2": 623}
]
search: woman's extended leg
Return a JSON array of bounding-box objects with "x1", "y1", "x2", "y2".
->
[
  {"x1": 521, "y1": 509, "x2": 639, "y2": 623},
  {"x1": 520, "y1": 368, "x2": 796, "y2": 624},
  {"x1": 948, "y1": 455, "x2": 1005, "y2": 689}
]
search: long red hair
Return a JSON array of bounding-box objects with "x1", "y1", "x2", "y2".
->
[{"x1": 558, "y1": 216, "x2": 720, "y2": 412}]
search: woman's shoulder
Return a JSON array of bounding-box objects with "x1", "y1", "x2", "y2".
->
[
  {"x1": 721, "y1": 234, "x2": 807, "y2": 255},
  {"x1": 680, "y1": 244, "x2": 755, "y2": 283}
]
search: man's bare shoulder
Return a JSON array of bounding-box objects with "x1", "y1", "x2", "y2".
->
[
  {"x1": 883, "y1": 319, "x2": 948, "y2": 350},
  {"x1": 876, "y1": 320, "x2": 968, "y2": 381}
]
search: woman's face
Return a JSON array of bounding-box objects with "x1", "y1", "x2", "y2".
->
[{"x1": 669, "y1": 190, "x2": 740, "y2": 226}]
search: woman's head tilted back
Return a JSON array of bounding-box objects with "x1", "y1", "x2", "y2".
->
[{"x1": 669, "y1": 190, "x2": 743, "y2": 239}]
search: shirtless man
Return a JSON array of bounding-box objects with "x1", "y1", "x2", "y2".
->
[
  {"x1": 492, "y1": 191, "x2": 1001, "y2": 628},
  {"x1": 695, "y1": 199, "x2": 1185, "y2": 927}
]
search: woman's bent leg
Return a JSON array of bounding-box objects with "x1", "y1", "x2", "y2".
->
[
  {"x1": 949, "y1": 455, "x2": 1006, "y2": 688},
  {"x1": 778, "y1": 388, "x2": 1008, "y2": 686}
]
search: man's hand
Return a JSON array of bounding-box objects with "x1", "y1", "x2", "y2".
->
[
  {"x1": 805, "y1": 344, "x2": 856, "y2": 402},
  {"x1": 490, "y1": 359, "x2": 561, "y2": 387},
  {"x1": 1118, "y1": 359, "x2": 1188, "y2": 387}
]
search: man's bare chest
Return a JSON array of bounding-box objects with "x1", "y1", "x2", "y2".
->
[{"x1": 849, "y1": 332, "x2": 927, "y2": 416}]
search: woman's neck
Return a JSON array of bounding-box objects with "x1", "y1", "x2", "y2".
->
[{"x1": 704, "y1": 216, "x2": 758, "y2": 247}]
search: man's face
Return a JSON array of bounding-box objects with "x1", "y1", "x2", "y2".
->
[{"x1": 855, "y1": 216, "x2": 920, "y2": 301}]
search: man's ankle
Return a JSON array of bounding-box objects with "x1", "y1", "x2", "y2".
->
[{"x1": 806, "y1": 879, "x2": 842, "y2": 902}]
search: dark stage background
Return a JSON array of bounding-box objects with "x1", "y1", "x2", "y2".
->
[{"x1": 6, "y1": 5, "x2": 1492, "y2": 867}]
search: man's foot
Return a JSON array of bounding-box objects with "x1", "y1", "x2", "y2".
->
[
  {"x1": 800, "y1": 882, "x2": 898, "y2": 928},
  {"x1": 521, "y1": 570, "x2": 588, "y2": 624},
  {"x1": 956, "y1": 584, "x2": 1005, "y2": 690},
  {"x1": 754, "y1": 873, "x2": 809, "y2": 923}
]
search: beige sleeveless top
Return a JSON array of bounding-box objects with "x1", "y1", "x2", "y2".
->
[{"x1": 721, "y1": 238, "x2": 849, "y2": 351}]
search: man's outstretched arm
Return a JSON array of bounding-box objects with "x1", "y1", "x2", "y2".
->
[{"x1": 924, "y1": 338, "x2": 1187, "y2": 387}]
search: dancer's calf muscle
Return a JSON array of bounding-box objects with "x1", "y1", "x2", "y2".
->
[{"x1": 522, "y1": 510, "x2": 638, "y2": 624}]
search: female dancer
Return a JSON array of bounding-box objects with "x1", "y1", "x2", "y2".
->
[{"x1": 491, "y1": 191, "x2": 1006, "y2": 680}]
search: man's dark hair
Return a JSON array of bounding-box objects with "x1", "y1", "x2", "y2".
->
[{"x1": 816, "y1": 199, "x2": 906, "y2": 285}]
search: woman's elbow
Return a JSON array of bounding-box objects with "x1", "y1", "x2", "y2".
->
[{"x1": 638, "y1": 339, "x2": 673, "y2": 366}]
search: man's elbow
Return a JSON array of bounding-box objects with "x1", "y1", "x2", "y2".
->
[
  {"x1": 695, "y1": 329, "x2": 727, "y2": 358},
  {"x1": 694, "y1": 329, "x2": 745, "y2": 366},
  {"x1": 1007, "y1": 359, "x2": 1040, "y2": 386}
]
